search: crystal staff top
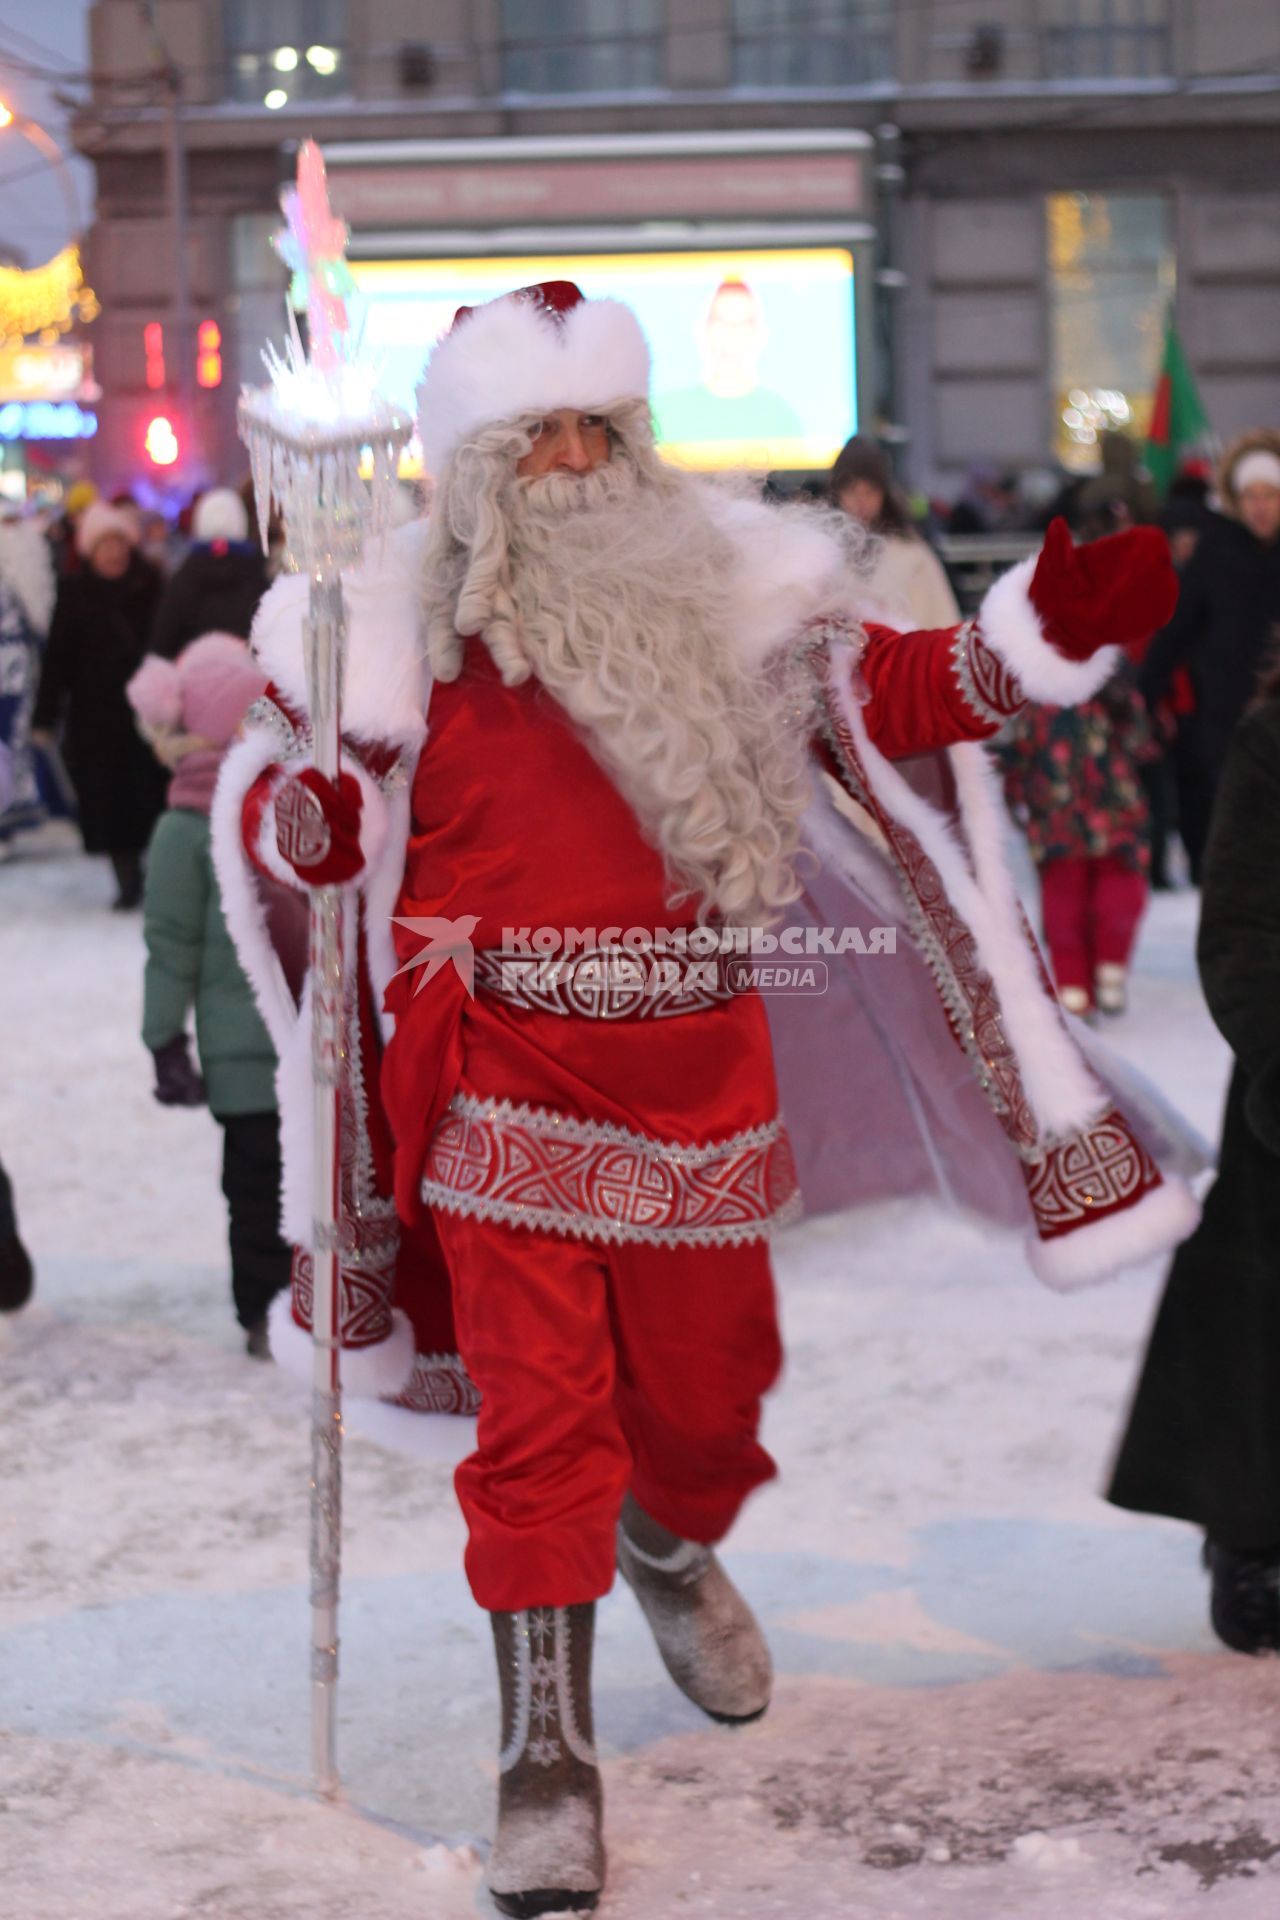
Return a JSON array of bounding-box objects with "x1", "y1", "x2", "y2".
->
[
  {"x1": 238, "y1": 138, "x2": 412, "y2": 570},
  {"x1": 274, "y1": 139, "x2": 356, "y2": 377}
]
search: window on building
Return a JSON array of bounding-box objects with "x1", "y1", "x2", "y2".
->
[
  {"x1": 732, "y1": 0, "x2": 894, "y2": 88},
  {"x1": 501, "y1": 0, "x2": 663, "y2": 94},
  {"x1": 1041, "y1": 1, "x2": 1171, "y2": 81},
  {"x1": 224, "y1": 0, "x2": 349, "y2": 106},
  {"x1": 1047, "y1": 191, "x2": 1174, "y2": 471}
]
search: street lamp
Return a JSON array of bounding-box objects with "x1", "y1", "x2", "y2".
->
[{"x1": 0, "y1": 98, "x2": 83, "y2": 246}]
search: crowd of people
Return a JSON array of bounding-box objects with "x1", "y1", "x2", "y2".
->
[
  {"x1": 0, "y1": 477, "x2": 289, "y2": 1352},
  {"x1": 1, "y1": 347, "x2": 1279, "y2": 1909},
  {"x1": 824, "y1": 428, "x2": 1280, "y2": 1022}
]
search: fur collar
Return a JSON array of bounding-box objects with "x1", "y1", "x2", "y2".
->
[
  {"x1": 706, "y1": 490, "x2": 854, "y2": 672},
  {"x1": 245, "y1": 489, "x2": 854, "y2": 748}
]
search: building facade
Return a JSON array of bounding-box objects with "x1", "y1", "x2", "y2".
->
[{"x1": 79, "y1": 0, "x2": 1280, "y2": 496}]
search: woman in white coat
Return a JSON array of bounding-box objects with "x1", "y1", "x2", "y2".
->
[{"x1": 830, "y1": 435, "x2": 961, "y2": 629}]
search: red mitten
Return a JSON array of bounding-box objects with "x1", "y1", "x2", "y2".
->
[
  {"x1": 274, "y1": 768, "x2": 364, "y2": 884},
  {"x1": 1029, "y1": 517, "x2": 1179, "y2": 662}
]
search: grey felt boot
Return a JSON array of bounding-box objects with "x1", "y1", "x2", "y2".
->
[
  {"x1": 616, "y1": 1493, "x2": 772, "y2": 1724},
  {"x1": 487, "y1": 1604, "x2": 605, "y2": 1917}
]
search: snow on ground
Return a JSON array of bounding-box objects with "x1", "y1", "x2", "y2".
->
[{"x1": 4, "y1": 827, "x2": 1280, "y2": 1920}]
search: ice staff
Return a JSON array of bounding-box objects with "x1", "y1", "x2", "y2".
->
[{"x1": 237, "y1": 139, "x2": 411, "y2": 1795}]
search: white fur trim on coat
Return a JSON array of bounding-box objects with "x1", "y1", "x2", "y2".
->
[
  {"x1": 267, "y1": 1289, "x2": 418, "y2": 1398},
  {"x1": 417, "y1": 293, "x2": 650, "y2": 478},
  {"x1": 0, "y1": 519, "x2": 55, "y2": 635},
  {"x1": 710, "y1": 490, "x2": 852, "y2": 674},
  {"x1": 1027, "y1": 1176, "x2": 1200, "y2": 1291},
  {"x1": 249, "y1": 519, "x2": 431, "y2": 749},
  {"x1": 827, "y1": 657, "x2": 1110, "y2": 1141},
  {"x1": 210, "y1": 729, "x2": 299, "y2": 1050},
  {"x1": 978, "y1": 555, "x2": 1120, "y2": 706},
  {"x1": 365, "y1": 780, "x2": 413, "y2": 1043}
]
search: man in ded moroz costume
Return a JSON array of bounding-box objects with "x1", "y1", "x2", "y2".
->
[{"x1": 216, "y1": 279, "x2": 1195, "y2": 1913}]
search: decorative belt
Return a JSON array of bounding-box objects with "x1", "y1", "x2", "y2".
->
[
  {"x1": 472, "y1": 942, "x2": 739, "y2": 1021},
  {"x1": 422, "y1": 1091, "x2": 801, "y2": 1248}
]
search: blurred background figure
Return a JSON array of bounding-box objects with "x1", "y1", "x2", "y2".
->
[
  {"x1": 947, "y1": 464, "x2": 1022, "y2": 535},
  {"x1": 0, "y1": 1146, "x2": 33, "y2": 1312},
  {"x1": 30, "y1": 502, "x2": 167, "y2": 909},
  {"x1": 151, "y1": 488, "x2": 269, "y2": 659},
  {"x1": 1141, "y1": 431, "x2": 1280, "y2": 884},
  {"x1": 830, "y1": 434, "x2": 960, "y2": 628},
  {"x1": 1142, "y1": 468, "x2": 1217, "y2": 888},
  {"x1": 1073, "y1": 430, "x2": 1160, "y2": 541},
  {"x1": 46, "y1": 479, "x2": 99, "y2": 580},
  {"x1": 0, "y1": 742, "x2": 34, "y2": 1312},
  {"x1": 127, "y1": 636, "x2": 291, "y2": 1359},
  {"x1": 1109, "y1": 657, "x2": 1280, "y2": 1653},
  {"x1": 0, "y1": 514, "x2": 56, "y2": 854},
  {"x1": 138, "y1": 509, "x2": 176, "y2": 578},
  {"x1": 999, "y1": 659, "x2": 1160, "y2": 1016}
]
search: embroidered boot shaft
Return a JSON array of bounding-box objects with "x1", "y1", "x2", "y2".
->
[
  {"x1": 617, "y1": 1493, "x2": 772, "y2": 1723},
  {"x1": 487, "y1": 1603, "x2": 605, "y2": 1916}
]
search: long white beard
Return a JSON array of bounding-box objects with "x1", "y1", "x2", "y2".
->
[{"x1": 501, "y1": 459, "x2": 813, "y2": 921}]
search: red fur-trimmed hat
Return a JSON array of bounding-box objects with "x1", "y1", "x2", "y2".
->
[{"x1": 415, "y1": 280, "x2": 651, "y2": 478}]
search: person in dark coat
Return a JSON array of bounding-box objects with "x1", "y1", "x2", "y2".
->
[
  {"x1": 30, "y1": 502, "x2": 167, "y2": 908},
  {"x1": 0, "y1": 744, "x2": 34, "y2": 1311},
  {"x1": 1108, "y1": 664, "x2": 1280, "y2": 1651},
  {"x1": 1140, "y1": 431, "x2": 1280, "y2": 882},
  {"x1": 150, "y1": 488, "x2": 268, "y2": 660}
]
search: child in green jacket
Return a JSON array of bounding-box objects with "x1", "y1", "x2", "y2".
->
[{"x1": 127, "y1": 635, "x2": 289, "y2": 1356}]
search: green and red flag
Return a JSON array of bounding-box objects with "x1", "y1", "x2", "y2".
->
[{"x1": 1145, "y1": 310, "x2": 1211, "y2": 497}]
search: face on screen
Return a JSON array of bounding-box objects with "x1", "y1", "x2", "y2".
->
[
  {"x1": 354, "y1": 248, "x2": 857, "y2": 474},
  {"x1": 700, "y1": 280, "x2": 765, "y2": 397}
]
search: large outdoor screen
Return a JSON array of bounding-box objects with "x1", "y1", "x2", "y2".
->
[{"x1": 349, "y1": 248, "x2": 857, "y2": 476}]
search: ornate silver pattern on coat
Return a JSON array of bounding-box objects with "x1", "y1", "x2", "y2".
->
[
  {"x1": 422, "y1": 1092, "x2": 801, "y2": 1247},
  {"x1": 949, "y1": 620, "x2": 1025, "y2": 728},
  {"x1": 811, "y1": 640, "x2": 1043, "y2": 1160},
  {"x1": 245, "y1": 693, "x2": 411, "y2": 794},
  {"x1": 473, "y1": 941, "x2": 738, "y2": 1020}
]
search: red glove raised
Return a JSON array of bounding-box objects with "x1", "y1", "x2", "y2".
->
[
  {"x1": 274, "y1": 768, "x2": 364, "y2": 885},
  {"x1": 1029, "y1": 517, "x2": 1179, "y2": 663}
]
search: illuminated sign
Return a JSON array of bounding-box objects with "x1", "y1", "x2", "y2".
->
[
  {"x1": 350, "y1": 248, "x2": 857, "y2": 474},
  {"x1": 0, "y1": 400, "x2": 97, "y2": 440},
  {"x1": 0, "y1": 343, "x2": 96, "y2": 403},
  {"x1": 0, "y1": 245, "x2": 99, "y2": 346}
]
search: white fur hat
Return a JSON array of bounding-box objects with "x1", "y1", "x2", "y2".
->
[
  {"x1": 75, "y1": 501, "x2": 138, "y2": 559},
  {"x1": 192, "y1": 487, "x2": 249, "y2": 545},
  {"x1": 1231, "y1": 449, "x2": 1280, "y2": 494},
  {"x1": 415, "y1": 280, "x2": 651, "y2": 479}
]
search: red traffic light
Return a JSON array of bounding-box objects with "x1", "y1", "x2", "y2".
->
[{"x1": 144, "y1": 322, "x2": 165, "y2": 391}]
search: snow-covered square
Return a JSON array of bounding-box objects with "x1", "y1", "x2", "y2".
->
[{"x1": 4, "y1": 829, "x2": 1279, "y2": 1919}]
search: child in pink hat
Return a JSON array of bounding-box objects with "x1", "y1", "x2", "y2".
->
[{"x1": 127, "y1": 635, "x2": 292, "y2": 1356}]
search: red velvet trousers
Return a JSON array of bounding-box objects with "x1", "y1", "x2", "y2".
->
[
  {"x1": 434, "y1": 1209, "x2": 783, "y2": 1611},
  {"x1": 1040, "y1": 854, "x2": 1148, "y2": 1001}
]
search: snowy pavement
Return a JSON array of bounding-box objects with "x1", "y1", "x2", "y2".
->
[{"x1": 4, "y1": 828, "x2": 1280, "y2": 1919}]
